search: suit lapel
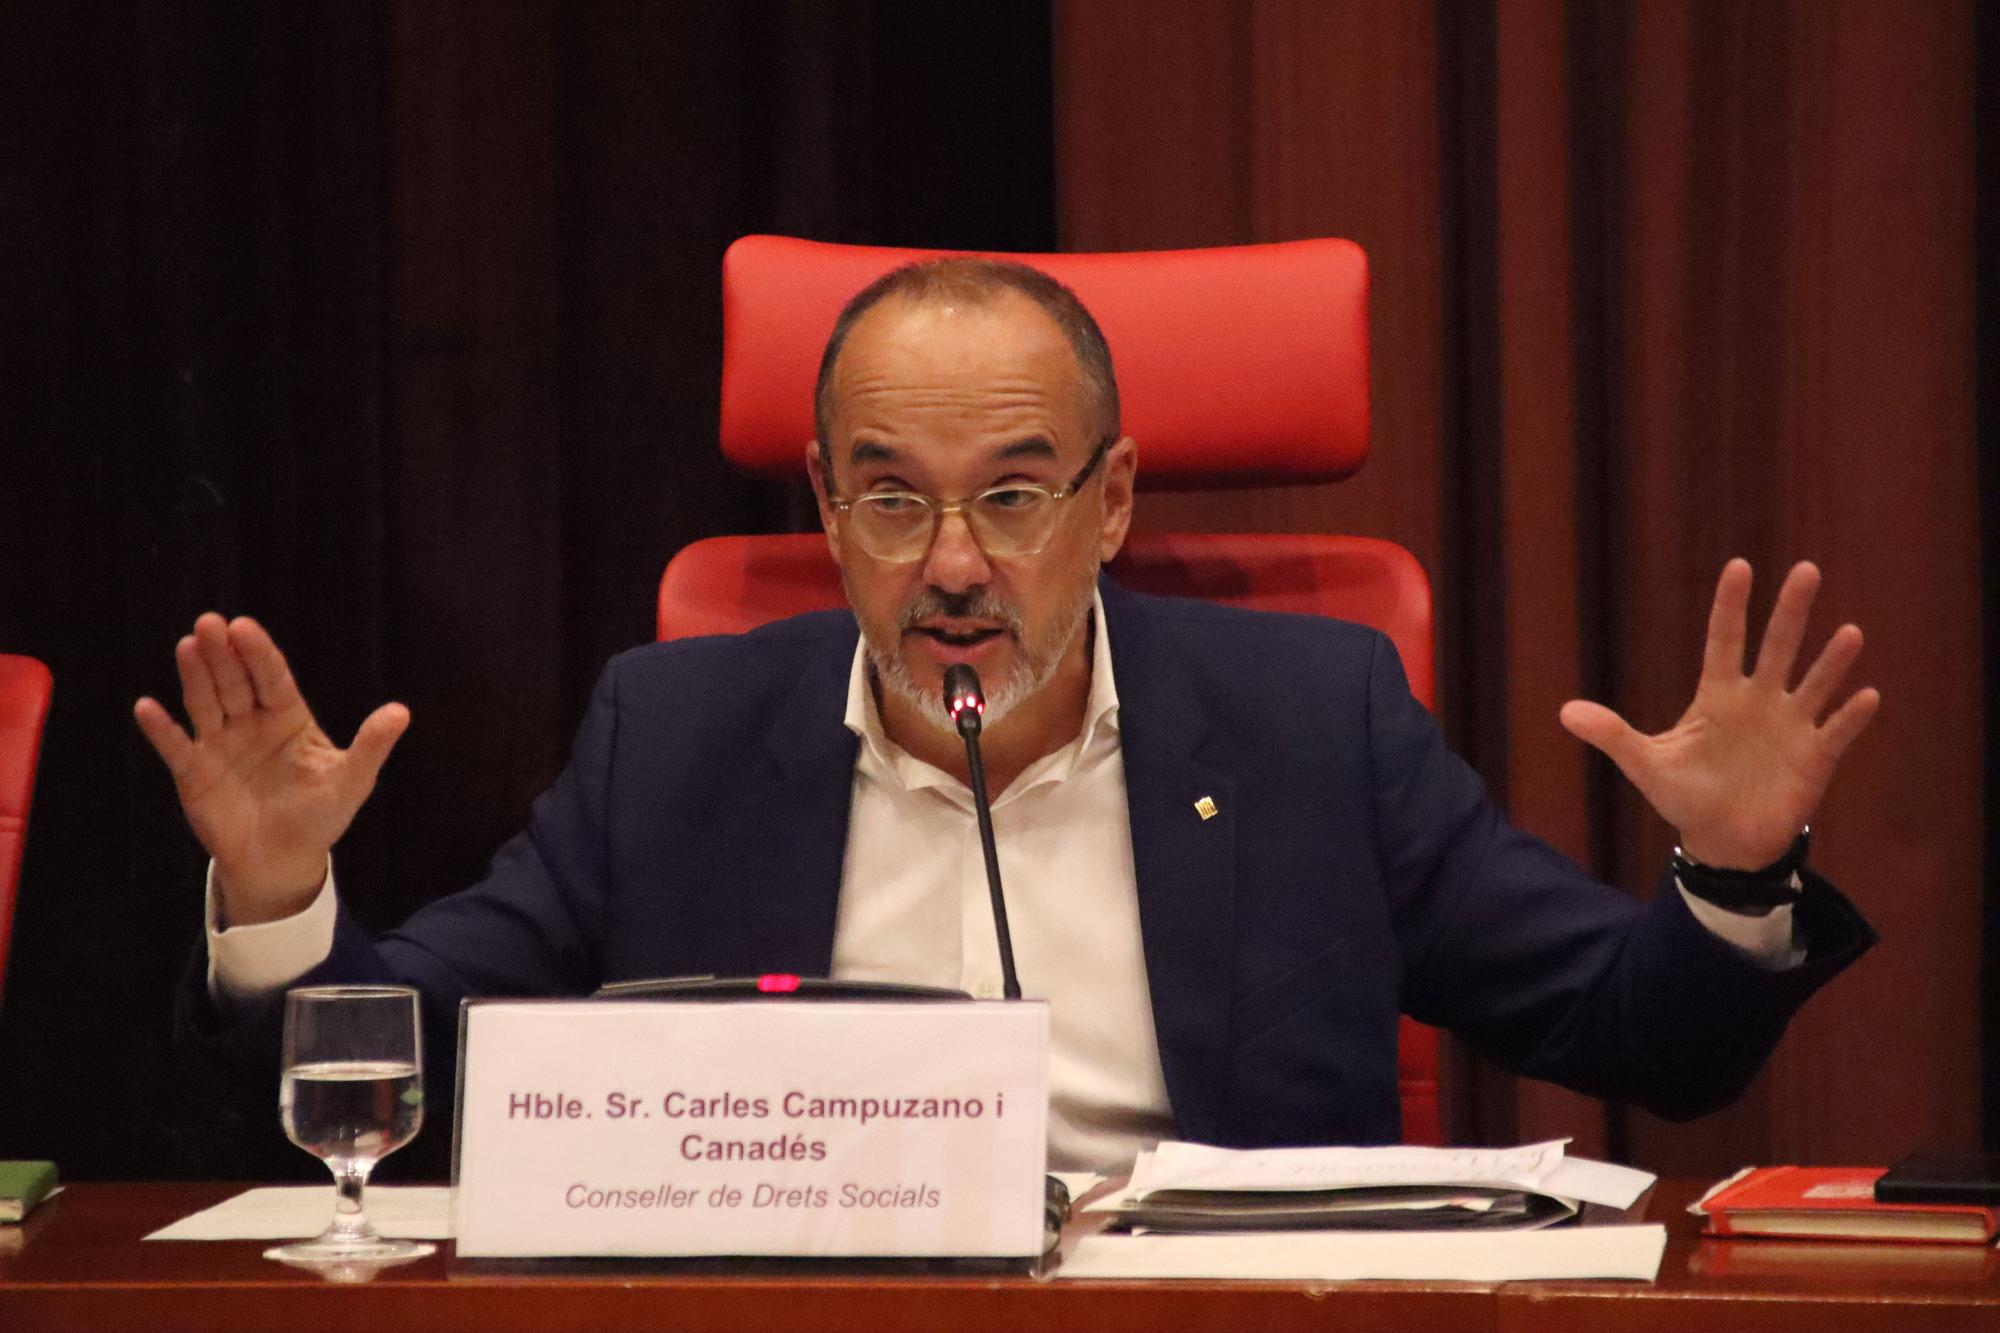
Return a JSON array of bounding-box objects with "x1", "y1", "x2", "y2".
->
[
  {"x1": 721, "y1": 620, "x2": 861, "y2": 978},
  {"x1": 1103, "y1": 579, "x2": 1239, "y2": 1144}
]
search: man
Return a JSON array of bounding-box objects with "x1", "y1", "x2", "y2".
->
[{"x1": 144, "y1": 259, "x2": 1879, "y2": 1171}]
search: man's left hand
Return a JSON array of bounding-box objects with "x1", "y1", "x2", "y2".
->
[{"x1": 1558, "y1": 559, "x2": 1881, "y2": 870}]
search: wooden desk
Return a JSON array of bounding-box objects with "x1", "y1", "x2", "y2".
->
[{"x1": 3, "y1": 1180, "x2": 1996, "y2": 1332}]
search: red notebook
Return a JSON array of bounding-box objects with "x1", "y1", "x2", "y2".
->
[{"x1": 1692, "y1": 1166, "x2": 2000, "y2": 1244}]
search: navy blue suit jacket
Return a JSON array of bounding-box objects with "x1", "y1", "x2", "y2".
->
[{"x1": 183, "y1": 577, "x2": 1873, "y2": 1146}]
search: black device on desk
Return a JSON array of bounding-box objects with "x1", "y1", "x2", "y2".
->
[
  {"x1": 1875, "y1": 1152, "x2": 2000, "y2": 1206},
  {"x1": 594, "y1": 975, "x2": 968, "y2": 1002}
]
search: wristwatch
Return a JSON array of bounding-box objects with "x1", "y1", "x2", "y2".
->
[{"x1": 1670, "y1": 828, "x2": 1810, "y2": 915}]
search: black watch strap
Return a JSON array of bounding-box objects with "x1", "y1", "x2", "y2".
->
[{"x1": 1671, "y1": 828, "x2": 1810, "y2": 915}]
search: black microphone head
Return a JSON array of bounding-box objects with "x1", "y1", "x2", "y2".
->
[{"x1": 943, "y1": 664, "x2": 985, "y2": 737}]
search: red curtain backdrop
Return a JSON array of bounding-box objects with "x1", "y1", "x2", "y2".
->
[{"x1": 1055, "y1": 0, "x2": 1979, "y2": 1173}]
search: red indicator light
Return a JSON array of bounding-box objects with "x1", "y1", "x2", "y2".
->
[{"x1": 756, "y1": 973, "x2": 801, "y2": 993}]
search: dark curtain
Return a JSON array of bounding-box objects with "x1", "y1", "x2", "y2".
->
[{"x1": 0, "y1": 0, "x2": 1053, "y2": 1179}]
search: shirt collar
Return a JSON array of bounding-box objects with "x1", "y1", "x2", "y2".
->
[{"x1": 843, "y1": 587, "x2": 1120, "y2": 793}]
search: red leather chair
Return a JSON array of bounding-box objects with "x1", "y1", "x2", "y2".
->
[
  {"x1": 0, "y1": 654, "x2": 53, "y2": 994},
  {"x1": 657, "y1": 236, "x2": 1443, "y2": 1145}
]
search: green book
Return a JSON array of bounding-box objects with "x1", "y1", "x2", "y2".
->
[{"x1": 0, "y1": 1160, "x2": 57, "y2": 1223}]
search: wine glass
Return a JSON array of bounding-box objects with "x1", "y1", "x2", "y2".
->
[{"x1": 264, "y1": 984, "x2": 436, "y2": 1265}]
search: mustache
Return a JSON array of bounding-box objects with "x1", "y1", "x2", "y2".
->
[{"x1": 896, "y1": 587, "x2": 1023, "y2": 637}]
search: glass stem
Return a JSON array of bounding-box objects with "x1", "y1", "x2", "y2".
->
[{"x1": 328, "y1": 1162, "x2": 377, "y2": 1240}]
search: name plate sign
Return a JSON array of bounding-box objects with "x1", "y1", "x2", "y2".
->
[{"x1": 453, "y1": 999, "x2": 1049, "y2": 1258}]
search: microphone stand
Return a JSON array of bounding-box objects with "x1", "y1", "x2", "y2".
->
[{"x1": 945, "y1": 665, "x2": 1022, "y2": 1001}]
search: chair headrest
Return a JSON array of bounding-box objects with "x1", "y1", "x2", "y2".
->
[{"x1": 720, "y1": 235, "x2": 1369, "y2": 491}]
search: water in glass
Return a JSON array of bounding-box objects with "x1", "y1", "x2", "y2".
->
[{"x1": 263, "y1": 985, "x2": 435, "y2": 1267}]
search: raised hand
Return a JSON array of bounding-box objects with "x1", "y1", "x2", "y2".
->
[
  {"x1": 1557, "y1": 559, "x2": 1880, "y2": 870},
  {"x1": 134, "y1": 613, "x2": 409, "y2": 924}
]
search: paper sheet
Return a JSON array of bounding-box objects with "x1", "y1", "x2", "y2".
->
[
  {"x1": 1540, "y1": 1154, "x2": 1656, "y2": 1209},
  {"x1": 1051, "y1": 1171, "x2": 1105, "y2": 1200},
  {"x1": 1057, "y1": 1222, "x2": 1668, "y2": 1282},
  {"x1": 1115, "y1": 1140, "x2": 1653, "y2": 1211},
  {"x1": 145, "y1": 1186, "x2": 454, "y2": 1241},
  {"x1": 1131, "y1": 1139, "x2": 1569, "y2": 1194}
]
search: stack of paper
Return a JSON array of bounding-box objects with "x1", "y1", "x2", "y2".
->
[
  {"x1": 1057, "y1": 1222, "x2": 1670, "y2": 1281},
  {"x1": 1057, "y1": 1140, "x2": 1666, "y2": 1282},
  {"x1": 1093, "y1": 1139, "x2": 1654, "y2": 1233}
]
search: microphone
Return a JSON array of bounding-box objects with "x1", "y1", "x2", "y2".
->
[{"x1": 943, "y1": 665, "x2": 1022, "y2": 1001}]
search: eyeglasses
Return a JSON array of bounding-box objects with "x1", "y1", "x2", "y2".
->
[{"x1": 824, "y1": 439, "x2": 1111, "y2": 563}]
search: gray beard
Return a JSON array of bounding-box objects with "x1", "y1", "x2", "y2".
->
[{"x1": 863, "y1": 574, "x2": 1097, "y2": 738}]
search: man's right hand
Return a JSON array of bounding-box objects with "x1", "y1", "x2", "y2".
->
[{"x1": 134, "y1": 613, "x2": 409, "y2": 926}]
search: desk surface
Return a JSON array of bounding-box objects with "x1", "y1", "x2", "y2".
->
[{"x1": 3, "y1": 1179, "x2": 1997, "y2": 1332}]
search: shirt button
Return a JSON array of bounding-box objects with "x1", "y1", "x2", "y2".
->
[{"x1": 975, "y1": 981, "x2": 998, "y2": 999}]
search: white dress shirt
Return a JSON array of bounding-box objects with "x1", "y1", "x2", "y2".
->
[
  {"x1": 209, "y1": 591, "x2": 1802, "y2": 1169},
  {"x1": 828, "y1": 593, "x2": 1174, "y2": 1170}
]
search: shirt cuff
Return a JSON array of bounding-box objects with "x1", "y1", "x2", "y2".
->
[
  {"x1": 1677, "y1": 876, "x2": 1806, "y2": 971},
  {"x1": 205, "y1": 857, "x2": 339, "y2": 1004}
]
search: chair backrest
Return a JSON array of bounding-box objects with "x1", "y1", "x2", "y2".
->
[
  {"x1": 0, "y1": 654, "x2": 53, "y2": 994},
  {"x1": 661, "y1": 236, "x2": 1443, "y2": 1145},
  {"x1": 719, "y1": 235, "x2": 1369, "y2": 488},
  {"x1": 657, "y1": 532, "x2": 1433, "y2": 708}
]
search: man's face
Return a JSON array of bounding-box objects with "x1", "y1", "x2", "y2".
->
[{"x1": 808, "y1": 290, "x2": 1134, "y2": 734}]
